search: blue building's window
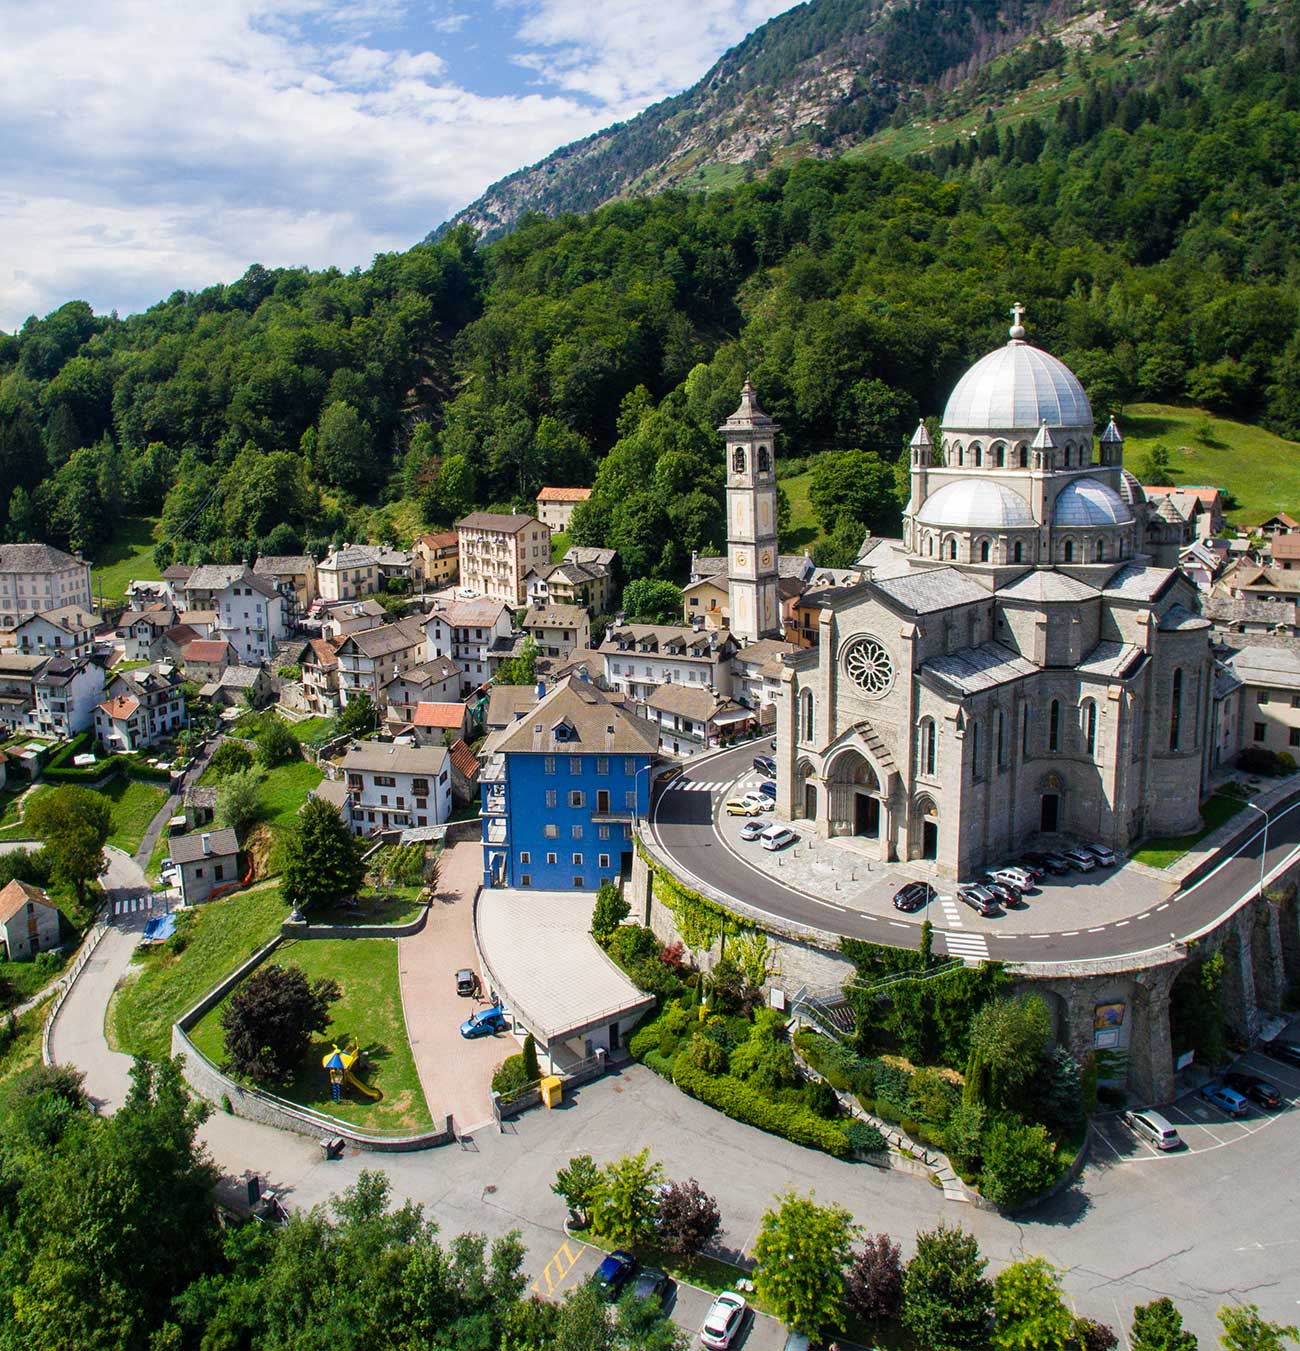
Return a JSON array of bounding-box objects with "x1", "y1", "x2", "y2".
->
[
  {"x1": 597, "y1": 757, "x2": 609, "y2": 775},
  {"x1": 544, "y1": 824, "x2": 558, "y2": 838},
  {"x1": 624, "y1": 791, "x2": 636, "y2": 809},
  {"x1": 544, "y1": 757, "x2": 556, "y2": 774},
  {"x1": 520, "y1": 851, "x2": 530, "y2": 864},
  {"x1": 546, "y1": 790, "x2": 557, "y2": 807},
  {"x1": 599, "y1": 825, "x2": 610, "y2": 839},
  {"x1": 624, "y1": 757, "x2": 636, "y2": 774},
  {"x1": 599, "y1": 853, "x2": 610, "y2": 869},
  {"x1": 569, "y1": 790, "x2": 584, "y2": 808},
  {"x1": 572, "y1": 825, "x2": 583, "y2": 839},
  {"x1": 521, "y1": 873, "x2": 531, "y2": 886},
  {"x1": 572, "y1": 852, "x2": 583, "y2": 866},
  {"x1": 573, "y1": 875, "x2": 584, "y2": 888}
]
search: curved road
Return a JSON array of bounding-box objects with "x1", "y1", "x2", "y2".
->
[{"x1": 648, "y1": 742, "x2": 1300, "y2": 966}]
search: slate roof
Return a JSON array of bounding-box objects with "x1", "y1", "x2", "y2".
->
[
  {"x1": 563, "y1": 546, "x2": 616, "y2": 570},
  {"x1": 873, "y1": 568, "x2": 989, "y2": 615},
  {"x1": 645, "y1": 684, "x2": 745, "y2": 722},
  {"x1": 171, "y1": 827, "x2": 240, "y2": 864},
  {"x1": 253, "y1": 555, "x2": 316, "y2": 575},
  {"x1": 486, "y1": 684, "x2": 541, "y2": 729},
  {"x1": 388, "y1": 655, "x2": 459, "y2": 685},
  {"x1": 0, "y1": 543, "x2": 85, "y2": 573},
  {"x1": 338, "y1": 741, "x2": 449, "y2": 775},
  {"x1": 184, "y1": 564, "x2": 246, "y2": 592},
  {"x1": 428, "y1": 599, "x2": 511, "y2": 628},
  {"x1": 997, "y1": 571, "x2": 1099, "y2": 603},
  {"x1": 1076, "y1": 642, "x2": 1147, "y2": 679},
  {"x1": 1103, "y1": 564, "x2": 1178, "y2": 602},
  {"x1": 1159, "y1": 603, "x2": 1212, "y2": 632},
  {"x1": 600, "y1": 624, "x2": 734, "y2": 659},
  {"x1": 523, "y1": 604, "x2": 589, "y2": 630},
  {"x1": 491, "y1": 676, "x2": 659, "y2": 756},
  {"x1": 337, "y1": 618, "x2": 425, "y2": 658},
  {"x1": 691, "y1": 552, "x2": 810, "y2": 580},
  {"x1": 20, "y1": 604, "x2": 98, "y2": 633},
  {"x1": 456, "y1": 512, "x2": 539, "y2": 534},
  {"x1": 1227, "y1": 646, "x2": 1300, "y2": 690},
  {"x1": 922, "y1": 642, "x2": 1038, "y2": 695}
]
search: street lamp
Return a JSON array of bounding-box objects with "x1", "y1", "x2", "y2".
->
[
  {"x1": 1210, "y1": 787, "x2": 1269, "y2": 896},
  {"x1": 630, "y1": 760, "x2": 658, "y2": 836}
]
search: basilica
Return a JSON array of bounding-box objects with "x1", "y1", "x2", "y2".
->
[{"x1": 725, "y1": 309, "x2": 1216, "y2": 880}]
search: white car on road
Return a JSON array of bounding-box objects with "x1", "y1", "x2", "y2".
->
[{"x1": 700, "y1": 1291, "x2": 747, "y2": 1348}]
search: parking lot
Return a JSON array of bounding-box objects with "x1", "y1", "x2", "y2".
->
[
  {"x1": 1091, "y1": 1043, "x2": 1300, "y2": 1164},
  {"x1": 534, "y1": 1238, "x2": 792, "y2": 1349}
]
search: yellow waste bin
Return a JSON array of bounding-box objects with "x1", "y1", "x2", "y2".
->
[{"x1": 540, "y1": 1075, "x2": 563, "y2": 1109}]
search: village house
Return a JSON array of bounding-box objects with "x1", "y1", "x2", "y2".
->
[
  {"x1": 179, "y1": 639, "x2": 235, "y2": 683},
  {"x1": 215, "y1": 570, "x2": 286, "y2": 664},
  {"x1": 335, "y1": 617, "x2": 427, "y2": 707},
  {"x1": 643, "y1": 684, "x2": 751, "y2": 757},
  {"x1": 0, "y1": 543, "x2": 93, "y2": 632},
  {"x1": 413, "y1": 531, "x2": 459, "y2": 589},
  {"x1": 0, "y1": 879, "x2": 64, "y2": 960},
  {"x1": 408, "y1": 700, "x2": 472, "y2": 743},
  {"x1": 13, "y1": 604, "x2": 99, "y2": 661},
  {"x1": 102, "y1": 664, "x2": 187, "y2": 748},
  {"x1": 522, "y1": 604, "x2": 591, "y2": 661},
  {"x1": 534, "y1": 486, "x2": 593, "y2": 532},
  {"x1": 31, "y1": 657, "x2": 104, "y2": 739},
  {"x1": 181, "y1": 564, "x2": 247, "y2": 612},
  {"x1": 252, "y1": 554, "x2": 319, "y2": 623},
  {"x1": 320, "y1": 597, "x2": 388, "y2": 640},
  {"x1": 380, "y1": 655, "x2": 462, "y2": 721},
  {"x1": 337, "y1": 741, "x2": 452, "y2": 836},
  {"x1": 423, "y1": 598, "x2": 514, "y2": 696},
  {"x1": 118, "y1": 604, "x2": 177, "y2": 661},
  {"x1": 171, "y1": 828, "x2": 242, "y2": 906},
  {"x1": 599, "y1": 623, "x2": 738, "y2": 704},
  {"x1": 300, "y1": 637, "x2": 342, "y2": 716}
]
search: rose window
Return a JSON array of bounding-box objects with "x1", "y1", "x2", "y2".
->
[{"x1": 843, "y1": 636, "x2": 894, "y2": 697}]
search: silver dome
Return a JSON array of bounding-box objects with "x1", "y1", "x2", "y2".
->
[
  {"x1": 943, "y1": 341, "x2": 1093, "y2": 433},
  {"x1": 1053, "y1": 478, "x2": 1134, "y2": 527},
  {"x1": 1117, "y1": 469, "x2": 1146, "y2": 507},
  {"x1": 916, "y1": 479, "x2": 1036, "y2": 529}
]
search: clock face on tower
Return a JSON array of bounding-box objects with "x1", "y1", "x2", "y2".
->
[
  {"x1": 735, "y1": 550, "x2": 748, "y2": 568},
  {"x1": 760, "y1": 549, "x2": 773, "y2": 568}
]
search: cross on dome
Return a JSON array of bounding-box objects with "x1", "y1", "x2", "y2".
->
[{"x1": 1009, "y1": 302, "x2": 1027, "y2": 341}]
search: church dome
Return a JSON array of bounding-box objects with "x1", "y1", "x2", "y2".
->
[
  {"x1": 916, "y1": 478, "x2": 1036, "y2": 529},
  {"x1": 1053, "y1": 478, "x2": 1134, "y2": 527},
  {"x1": 943, "y1": 339, "x2": 1093, "y2": 433},
  {"x1": 1117, "y1": 468, "x2": 1146, "y2": 507}
]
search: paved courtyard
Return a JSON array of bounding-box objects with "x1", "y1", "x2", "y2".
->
[{"x1": 398, "y1": 837, "x2": 508, "y2": 1133}]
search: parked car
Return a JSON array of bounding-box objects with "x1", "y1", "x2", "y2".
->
[
  {"x1": 989, "y1": 866, "x2": 1036, "y2": 892},
  {"x1": 1201, "y1": 1082, "x2": 1250, "y2": 1117},
  {"x1": 980, "y1": 878, "x2": 1025, "y2": 908},
  {"x1": 758, "y1": 779, "x2": 777, "y2": 798},
  {"x1": 761, "y1": 824, "x2": 797, "y2": 851},
  {"x1": 459, "y1": 1005, "x2": 507, "y2": 1039},
  {"x1": 591, "y1": 1250, "x2": 637, "y2": 1301},
  {"x1": 1023, "y1": 850, "x2": 1071, "y2": 874},
  {"x1": 1261, "y1": 1039, "x2": 1300, "y2": 1069},
  {"x1": 753, "y1": 755, "x2": 777, "y2": 778},
  {"x1": 455, "y1": 968, "x2": 480, "y2": 997},
  {"x1": 893, "y1": 881, "x2": 936, "y2": 913},
  {"x1": 725, "y1": 797, "x2": 765, "y2": 817},
  {"x1": 1225, "y1": 1072, "x2": 1283, "y2": 1109},
  {"x1": 742, "y1": 789, "x2": 773, "y2": 811},
  {"x1": 630, "y1": 1267, "x2": 672, "y2": 1306},
  {"x1": 1061, "y1": 848, "x2": 1097, "y2": 872},
  {"x1": 739, "y1": 819, "x2": 767, "y2": 841},
  {"x1": 1016, "y1": 859, "x2": 1047, "y2": 881},
  {"x1": 1083, "y1": 843, "x2": 1118, "y2": 866},
  {"x1": 958, "y1": 885, "x2": 1000, "y2": 917},
  {"x1": 700, "y1": 1292, "x2": 747, "y2": 1349},
  {"x1": 1124, "y1": 1108, "x2": 1183, "y2": 1151}
]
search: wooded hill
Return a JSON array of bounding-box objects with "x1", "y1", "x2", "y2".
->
[{"x1": 0, "y1": 0, "x2": 1296, "y2": 583}]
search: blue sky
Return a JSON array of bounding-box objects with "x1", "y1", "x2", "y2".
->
[{"x1": 0, "y1": 0, "x2": 799, "y2": 330}]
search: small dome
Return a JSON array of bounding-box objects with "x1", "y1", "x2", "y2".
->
[
  {"x1": 943, "y1": 342, "x2": 1093, "y2": 433},
  {"x1": 1053, "y1": 478, "x2": 1134, "y2": 528},
  {"x1": 916, "y1": 479, "x2": 1036, "y2": 529},
  {"x1": 1118, "y1": 469, "x2": 1146, "y2": 507}
]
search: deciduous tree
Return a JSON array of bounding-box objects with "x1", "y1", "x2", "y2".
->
[
  {"x1": 590, "y1": 1148, "x2": 664, "y2": 1247},
  {"x1": 25, "y1": 785, "x2": 109, "y2": 902},
  {"x1": 754, "y1": 1190, "x2": 857, "y2": 1336},
  {"x1": 220, "y1": 961, "x2": 340, "y2": 1084},
  {"x1": 216, "y1": 766, "x2": 263, "y2": 836},
  {"x1": 655, "y1": 1178, "x2": 721, "y2": 1257},
  {"x1": 992, "y1": 1257, "x2": 1076, "y2": 1351},
  {"x1": 1131, "y1": 1298, "x2": 1199, "y2": 1351},
  {"x1": 845, "y1": 1232, "x2": 904, "y2": 1323},
  {"x1": 902, "y1": 1223, "x2": 994, "y2": 1351},
  {"x1": 280, "y1": 795, "x2": 366, "y2": 912}
]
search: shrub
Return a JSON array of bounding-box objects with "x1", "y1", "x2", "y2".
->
[
  {"x1": 642, "y1": 1049, "x2": 677, "y2": 1080},
  {"x1": 672, "y1": 1057, "x2": 850, "y2": 1157},
  {"x1": 683, "y1": 1034, "x2": 728, "y2": 1075},
  {"x1": 492, "y1": 1054, "x2": 532, "y2": 1096},
  {"x1": 606, "y1": 923, "x2": 660, "y2": 972},
  {"x1": 628, "y1": 1014, "x2": 668, "y2": 1060},
  {"x1": 522, "y1": 1033, "x2": 540, "y2": 1081},
  {"x1": 207, "y1": 741, "x2": 254, "y2": 778},
  {"x1": 591, "y1": 881, "x2": 630, "y2": 945},
  {"x1": 845, "y1": 1120, "x2": 887, "y2": 1153},
  {"x1": 804, "y1": 1078, "x2": 840, "y2": 1119},
  {"x1": 978, "y1": 1118, "x2": 1060, "y2": 1209},
  {"x1": 257, "y1": 717, "x2": 301, "y2": 769}
]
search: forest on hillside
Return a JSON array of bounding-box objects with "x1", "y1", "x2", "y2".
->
[{"x1": 0, "y1": 0, "x2": 1296, "y2": 581}]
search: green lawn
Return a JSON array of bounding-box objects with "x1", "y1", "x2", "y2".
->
[
  {"x1": 188, "y1": 936, "x2": 431, "y2": 1133},
  {"x1": 103, "y1": 778, "x2": 169, "y2": 855},
  {"x1": 289, "y1": 716, "x2": 337, "y2": 747},
  {"x1": 311, "y1": 892, "x2": 428, "y2": 927},
  {"x1": 260, "y1": 760, "x2": 325, "y2": 836},
  {"x1": 0, "y1": 1000, "x2": 50, "y2": 1094},
  {"x1": 0, "y1": 785, "x2": 51, "y2": 841},
  {"x1": 1131, "y1": 788, "x2": 1252, "y2": 869},
  {"x1": 0, "y1": 953, "x2": 68, "y2": 1012},
  {"x1": 779, "y1": 466, "x2": 825, "y2": 553},
  {"x1": 549, "y1": 530, "x2": 571, "y2": 563},
  {"x1": 1121, "y1": 403, "x2": 1300, "y2": 526},
  {"x1": 92, "y1": 515, "x2": 161, "y2": 607},
  {"x1": 108, "y1": 883, "x2": 288, "y2": 1060}
]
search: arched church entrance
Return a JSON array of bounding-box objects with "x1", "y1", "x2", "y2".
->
[
  {"x1": 1039, "y1": 772, "x2": 1063, "y2": 833},
  {"x1": 794, "y1": 759, "x2": 817, "y2": 822},
  {"x1": 913, "y1": 795, "x2": 939, "y2": 861},
  {"x1": 826, "y1": 749, "x2": 883, "y2": 841}
]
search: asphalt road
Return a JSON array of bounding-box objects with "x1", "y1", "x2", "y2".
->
[{"x1": 648, "y1": 743, "x2": 1300, "y2": 966}]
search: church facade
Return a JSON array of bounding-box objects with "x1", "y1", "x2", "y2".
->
[{"x1": 759, "y1": 310, "x2": 1215, "y2": 881}]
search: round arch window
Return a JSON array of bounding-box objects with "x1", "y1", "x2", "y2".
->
[{"x1": 843, "y1": 636, "x2": 894, "y2": 698}]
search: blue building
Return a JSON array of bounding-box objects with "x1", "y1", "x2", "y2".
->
[{"x1": 482, "y1": 676, "x2": 659, "y2": 890}]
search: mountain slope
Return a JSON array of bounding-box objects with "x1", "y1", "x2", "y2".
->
[{"x1": 433, "y1": 0, "x2": 1118, "y2": 241}]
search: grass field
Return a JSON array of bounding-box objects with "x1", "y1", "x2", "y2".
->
[
  {"x1": 1131, "y1": 789, "x2": 1251, "y2": 869},
  {"x1": 259, "y1": 760, "x2": 325, "y2": 835},
  {"x1": 0, "y1": 1001, "x2": 50, "y2": 1093},
  {"x1": 0, "y1": 785, "x2": 51, "y2": 841},
  {"x1": 0, "y1": 953, "x2": 66, "y2": 1012},
  {"x1": 779, "y1": 466, "x2": 824, "y2": 553},
  {"x1": 103, "y1": 778, "x2": 169, "y2": 855},
  {"x1": 188, "y1": 936, "x2": 431, "y2": 1133},
  {"x1": 289, "y1": 715, "x2": 337, "y2": 747},
  {"x1": 92, "y1": 515, "x2": 161, "y2": 606},
  {"x1": 1120, "y1": 404, "x2": 1300, "y2": 525},
  {"x1": 108, "y1": 883, "x2": 288, "y2": 1060},
  {"x1": 549, "y1": 530, "x2": 571, "y2": 562}
]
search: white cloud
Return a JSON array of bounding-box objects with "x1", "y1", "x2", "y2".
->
[{"x1": 0, "y1": 0, "x2": 798, "y2": 329}]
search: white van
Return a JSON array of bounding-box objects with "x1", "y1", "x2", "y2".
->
[{"x1": 1124, "y1": 1108, "x2": 1182, "y2": 1151}]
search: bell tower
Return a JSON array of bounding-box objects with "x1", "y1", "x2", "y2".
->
[{"x1": 720, "y1": 378, "x2": 781, "y2": 644}]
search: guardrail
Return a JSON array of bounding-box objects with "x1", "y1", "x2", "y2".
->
[{"x1": 42, "y1": 920, "x2": 108, "y2": 1066}]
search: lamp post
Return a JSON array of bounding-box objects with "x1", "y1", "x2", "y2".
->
[
  {"x1": 1211, "y1": 788, "x2": 1269, "y2": 896},
  {"x1": 630, "y1": 760, "x2": 658, "y2": 836}
]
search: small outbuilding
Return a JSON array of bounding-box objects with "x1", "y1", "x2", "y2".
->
[
  {"x1": 171, "y1": 828, "x2": 242, "y2": 906},
  {"x1": 0, "y1": 879, "x2": 64, "y2": 960}
]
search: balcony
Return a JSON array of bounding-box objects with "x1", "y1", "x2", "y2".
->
[
  {"x1": 485, "y1": 819, "x2": 508, "y2": 845},
  {"x1": 482, "y1": 787, "x2": 506, "y2": 815},
  {"x1": 479, "y1": 759, "x2": 505, "y2": 784}
]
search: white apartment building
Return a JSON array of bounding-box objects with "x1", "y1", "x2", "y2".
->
[
  {"x1": 0, "y1": 544, "x2": 93, "y2": 631},
  {"x1": 13, "y1": 605, "x2": 98, "y2": 660},
  {"x1": 337, "y1": 741, "x2": 452, "y2": 836},
  {"x1": 455, "y1": 513, "x2": 551, "y2": 607},
  {"x1": 423, "y1": 598, "x2": 514, "y2": 696},
  {"x1": 215, "y1": 571, "x2": 286, "y2": 664},
  {"x1": 318, "y1": 544, "x2": 414, "y2": 603},
  {"x1": 335, "y1": 618, "x2": 427, "y2": 706},
  {"x1": 598, "y1": 623, "x2": 737, "y2": 703},
  {"x1": 729, "y1": 637, "x2": 797, "y2": 724},
  {"x1": 31, "y1": 657, "x2": 104, "y2": 739},
  {"x1": 181, "y1": 564, "x2": 246, "y2": 612}
]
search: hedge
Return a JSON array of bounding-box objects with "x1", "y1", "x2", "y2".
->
[
  {"x1": 41, "y1": 732, "x2": 174, "y2": 786},
  {"x1": 642, "y1": 1049, "x2": 677, "y2": 1080},
  {"x1": 672, "y1": 1057, "x2": 851, "y2": 1158}
]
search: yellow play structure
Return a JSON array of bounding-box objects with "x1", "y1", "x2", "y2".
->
[{"x1": 323, "y1": 1041, "x2": 382, "y2": 1103}]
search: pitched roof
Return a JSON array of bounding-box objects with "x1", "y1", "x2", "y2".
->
[
  {"x1": 1145, "y1": 484, "x2": 1225, "y2": 506},
  {"x1": 997, "y1": 571, "x2": 1099, "y2": 604},
  {"x1": 873, "y1": 568, "x2": 989, "y2": 615},
  {"x1": 97, "y1": 695, "x2": 140, "y2": 720},
  {"x1": 1228, "y1": 645, "x2": 1300, "y2": 690},
  {"x1": 523, "y1": 604, "x2": 589, "y2": 629},
  {"x1": 171, "y1": 827, "x2": 240, "y2": 864},
  {"x1": 338, "y1": 740, "x2": 449, "y2": 775},
  {"x1": 161, "y1": 564, "x2": 194, "y2": 582},
  {"x1": 490, "y1": 675, "x2": 659, "y2": 756},
  {"x1": 1260, "y1": 512, "x2": 1300, "y2": 531},
  {"x1": 320, "y1": 544, "x2": 384, "y2": 570},
  {"x1": 184, "y1": 563, "x2": 246, "y2": 591},
  {"x1": 119, "y1": 605, "x2": 176, "y2": 629},
  {"x1": 1076, "y1": 642, "x2": 1147, "y2": 680},
  {"x1": 415, "y1": 530, "x2": 459, "y2": 550},
  {"x1": 732, "y1": 638, "x2": 798, "y2": 670},
  {"x1": 21, "y1": 604, "x2": 99, "y2": 633},
  {"x1": 338, "y1": 618, "x2": 425, "y2": 658},
  {"x1": 388, "y1": 654, "x2": 459, "y2": 685},
  {"x1": 563, "y1": 545, "x2": 616, "y2": 570},
  {"x1": 922, "y1": 642, "x2": 1038, "y2": 695},
  {"x1": 449, "y1": 738, "x2": 480, "y2": 779},
  {"x1": 536, "y1": 486, "x2": 593, "y2": 503},
  {"x1": 427, "y1": 598, "x2": 510, "y2": 628},
  {"x1": 456, "y1": 512, "x2": 540, "y2": 534},
  {"x1": 180, "y1": 640, "x2": 233, "y2": 663},
  {"x1": 1103, "y1": 564, "x2": 1178, "y2": 602},
  {"x1": 253, "y1": 555, "x2": 316, "y2": 575},
  {"x1": 0, "y1": 878, "x2": 56, "y2": 924},
  {"x1": 600, "y1": 624, "x2": 734, "y2": 659},
  {"x1": 0, "y1": 543, "x2": 85, "y2": 574},
  {"x1": 411, "y1": 701, "x2": 466, "y2": 729},
  {"x1": 1270, "y1": 534, "x2": 1300, "y2": 562},
  {"x1": 306, "y1": 637, "x2": 340, "y2": 668},
  {"x1": 486, "y1": 684, "x2": 541, "y2": 729},
  {"x1": 645, "y1": 684, "x2": 738, "y2": 721},
  {"x1": 691, "y1": 552, "x2": 811, "y2": 580}
]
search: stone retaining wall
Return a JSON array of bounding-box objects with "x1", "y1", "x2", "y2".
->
[{"x1": 280, "y1": 908, "x2": 428, "y2": 940}]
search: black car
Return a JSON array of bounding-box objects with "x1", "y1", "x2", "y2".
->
[
  {"x1": 1016, "y1": 859, "x2": 1047, "y2": 881},
  {"x1": 591, "y1": 1250, "x2": 637, "y2": 1300},
  {"x1": 753, "y1": 755, "x2": 777, "y2": 778},
  {"x1": 980, "y1": 877, "x2": 1025, "y2": 908},
  {"x1": 1225, "y1": 1072, "x2": 1283, "y2": 1109},
  {"x1": 630, "y1": 1267, "x2": 673, "y2": 1306},
  {"x1": 1022, "y1": 850, "x2": 1069, "y2": 875},
  {"x1": 1261, "y1": 1039, "x2": 1300, "y2": 1070},
  {"x1": 893, "y1": 881, "x2": 936, "y2": 913}
]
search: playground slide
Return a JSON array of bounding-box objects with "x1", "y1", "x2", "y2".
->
[{"x1": 344, "y1": 1069, "x2": 381, "y2": 1100}]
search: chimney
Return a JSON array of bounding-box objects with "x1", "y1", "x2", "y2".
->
[
  {"x1": 201, "y1": 833, "x2": 211, "y2": 856},
  {"x1": 535, "y1": 680, "x2": 546, "y2": 701}
]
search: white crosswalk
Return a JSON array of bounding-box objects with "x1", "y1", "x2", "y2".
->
[
  {"x1": 943, "y1": 932, "x2": 991, "y2": 961},
  {"x1": 669, "y1": 780, "x2": 729, "y2": 793},
  {"x1": 112, "y1": 895, "x2": 154, "y2": 916}
]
